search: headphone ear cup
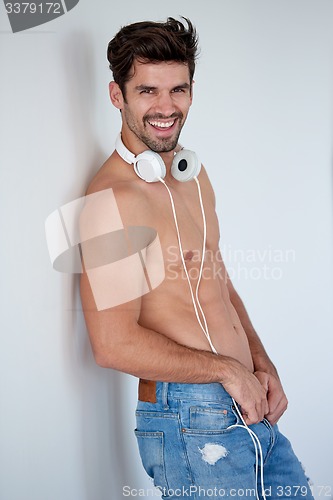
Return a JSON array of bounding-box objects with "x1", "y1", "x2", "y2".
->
[
  {"x1": 171, "y1": 150, "x2": 201, "y2": 182},
  {"x1": 134, "y1": 151, "x2": 166, "y2": 183}
]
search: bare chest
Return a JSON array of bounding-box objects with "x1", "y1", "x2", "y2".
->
[{"x1": 149, "y1": 184, "x2": 220, "y2": 277}]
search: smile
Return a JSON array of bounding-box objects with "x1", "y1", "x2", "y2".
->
[{"x1": 147, "y1": 120, "x2": 176, "y2": 129}]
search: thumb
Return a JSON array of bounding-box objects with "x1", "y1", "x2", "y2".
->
[{"x1": 254, "y1": 371, "x2": 269, "y2": 392}]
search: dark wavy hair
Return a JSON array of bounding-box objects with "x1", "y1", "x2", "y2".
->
[{"x1": 107, "y1": 17, "x2": 199, "y2": 98}]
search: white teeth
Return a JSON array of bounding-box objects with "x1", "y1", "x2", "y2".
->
[{"x1": 148, "y1": 120, "x2": 175, "y2": 128}]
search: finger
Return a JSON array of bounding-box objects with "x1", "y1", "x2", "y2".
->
[
  {"x1": 255, "y1": 371, "x2": 269, "y2": 392},
  {"x1": 266, "y1": 397, "x2": 288, "y2": 425},
  {"x1": 265, "y1": 410, "x2": 279, "y2": 426},
  {"x1": 266, "y1": 399, "x2": 279, "y2": 417},
  {"x1": 270, "y1": 394, "x2": 288, "y2": 416},
  {"x1": 244, "y1": 415, "x2": 260, "y2": 425},
  {"x1": 263, "y1": 398, "x2": 270, "y2": 416},
  {"x1": 244, "y1": 407, "x2": 261, "y2": 425},
  {"x1": 255, "y1": 395, "x2": 269, "y2": 422},
  {"x1": 266, "y1": 390, "x2": 282, "y2": 415}
]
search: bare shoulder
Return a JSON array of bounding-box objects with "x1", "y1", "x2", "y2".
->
[
  {"x1": 197, "y1": 164, "x2": 217, "y2": 207},
  {"x1": 83, "y1": 151, "x2": 154, "y2": 227},
  {"x1": 85, "y1": 151, "x2": 143, "y2": 197}
]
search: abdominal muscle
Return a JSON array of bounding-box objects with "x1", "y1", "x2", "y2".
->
[{"x1": 139, "y1": 256, "x2": 254, "y2": 373}]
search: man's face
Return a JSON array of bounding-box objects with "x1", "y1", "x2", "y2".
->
[{"x1": 119, "y1": 60, "x2": 193, "y2": 153}]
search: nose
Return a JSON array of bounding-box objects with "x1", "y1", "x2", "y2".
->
[{"x1": 154, "y1": 91, "x2": 176, "y2": 117}]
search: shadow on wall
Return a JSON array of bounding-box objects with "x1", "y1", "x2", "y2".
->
[
  {"x1": 61, "y1": 275, "x2": 134, "y2": 499},
  {"x1": 54, "y1": 31, "x2": 136, "y2": 499},
  {"x1": 61, "y1": 30, "x2": 107, "y2": 197}
]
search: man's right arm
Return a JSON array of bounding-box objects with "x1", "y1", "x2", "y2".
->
[
  {"x1": 79, "y1": 182, "x2": 268, "y2": 424},
  {"x1": 80, "y1": 270, "x2": 268, "y2": 424}
]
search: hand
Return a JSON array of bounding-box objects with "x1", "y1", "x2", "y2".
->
[
  {"x1": 221, "y1": 358, "x2": 269, "y2": 425},
  {"x1": 254, "y1": 370, "x2": 288, "y2": 425}
]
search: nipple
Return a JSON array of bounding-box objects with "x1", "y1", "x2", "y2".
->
[{"x1": 184, "y1": 250, "x2": 194, "y2": 261}]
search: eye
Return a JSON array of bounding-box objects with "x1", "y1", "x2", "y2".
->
[
  {"x1": 172, "y1": 88, "x2": 185, "y2": 93},
  {"x1": 139, "y1": 88, "x2": 156, "y2": 95}
]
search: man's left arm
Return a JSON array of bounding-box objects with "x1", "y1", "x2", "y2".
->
[
  {"x1": 219, "y1": 252, "x2": 288, "y2": 425},
  {"x1": 200, "y1": 169, "x2": 287, "y2": 424}
]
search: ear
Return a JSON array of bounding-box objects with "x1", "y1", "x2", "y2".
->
[{"x1": 109, "y1": 81, "x2": 124, "y2": 110}]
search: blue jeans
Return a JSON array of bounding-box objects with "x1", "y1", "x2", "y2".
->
[{"x1": 135, "y1": 382, "x2": 313, "y2": 499}]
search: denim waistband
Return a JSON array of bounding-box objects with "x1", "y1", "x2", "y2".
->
[{"x1": 155, "y1": 382, "x2": 234, "y2": 407}]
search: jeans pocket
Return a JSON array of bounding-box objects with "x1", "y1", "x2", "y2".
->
[
  {"x1": 134, "y1": 430, "x2": 169, "y2": 491},
  {"x1": 189, "y1": 403, "x2": 238, "y2": 432}
]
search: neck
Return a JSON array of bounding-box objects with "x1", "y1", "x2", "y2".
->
[
  {"x1": 158, "y1": 150, "x2": 176, "y2": 171},
  {"x1": 120, "y1": 127, "x2": 181, "y2": 173}
]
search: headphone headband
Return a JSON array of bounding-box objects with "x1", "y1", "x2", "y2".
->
[{"x1": 115, "y1": 133, "x2": 136, "y2": 164}]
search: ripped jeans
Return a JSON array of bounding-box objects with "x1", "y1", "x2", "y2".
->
[{"x1": 135, "y1": 382, "x2": 314, "y2": 499}]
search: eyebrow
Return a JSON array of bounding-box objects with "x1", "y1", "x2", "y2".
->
[
  {"x1": 135, "y1": 83, "x2": 191, "y2": 92},
  {"x1": 135, "y1": 85, "x2": 157, "y2": 92},
  {"x1": 173, "y1": 83, "x2": 191, "y2": 91}
]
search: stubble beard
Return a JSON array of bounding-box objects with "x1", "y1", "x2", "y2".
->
[{"x1": 123, "y1": 106, "x2": 185, "y2": 153}]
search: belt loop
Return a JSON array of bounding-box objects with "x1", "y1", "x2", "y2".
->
[{"x1": 161, "y1": 382, "x2": 169, "y2": 409}]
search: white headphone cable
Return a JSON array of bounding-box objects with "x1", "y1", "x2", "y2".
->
[
  {"x1": 158, "y1": 177, "x2": 216, "y2": 352},
  {"x1": 193, "y1": 177, "x2": 211, "y2": 342},
  {"x1": 229, "y1": 404, "x2": 266, "y2": 500}
]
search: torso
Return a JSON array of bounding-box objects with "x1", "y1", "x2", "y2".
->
[{"x1": 87, "y1": 152, "x2": 254, "y2": 372}]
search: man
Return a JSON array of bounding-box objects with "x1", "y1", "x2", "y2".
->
[{"x1": 80, "y1": 17, "x2": 313, "y2": 499}]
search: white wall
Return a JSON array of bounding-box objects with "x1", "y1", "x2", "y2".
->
[{"x1": 0, "y1": 1, "x2": 332, "y2": 499}]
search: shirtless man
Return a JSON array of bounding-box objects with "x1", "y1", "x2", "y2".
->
[{"x1": 80, "y1": 17, "x2": 313, "y2": 499}]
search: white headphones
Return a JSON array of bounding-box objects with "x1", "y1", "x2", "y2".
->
[{"x1": 115, "y1": 133, "x2": 201, "y2": 183}]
